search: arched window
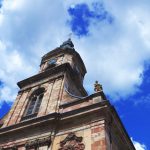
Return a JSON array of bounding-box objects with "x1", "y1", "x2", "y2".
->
[{"x1": 22, "y1": 88, "x2": 45, "y2": 120}]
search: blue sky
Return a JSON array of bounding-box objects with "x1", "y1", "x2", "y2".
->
[{"x1": 0, "y1": 0, "x2": 150, "y2": 149}]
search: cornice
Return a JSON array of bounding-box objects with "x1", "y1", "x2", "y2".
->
[
  {"x1": 0, "y1": 112, "x2": 58, "y2": 135},
  {"x1": 17, "y1": 63, "x2": 86, "y2": 96},
  {"x1": 17, "y1": 63, "x2": 66, "y2": 88},
  {"x1": 0, "y1": 99, "x2": 109, "y2": 136}
]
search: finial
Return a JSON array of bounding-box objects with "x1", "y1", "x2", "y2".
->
[{"x1": 94, "y1": 81, "x2": 103, "y2": 92}]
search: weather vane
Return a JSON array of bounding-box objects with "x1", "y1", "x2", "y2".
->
[{"x1": 68, "y1": 33, "x2": 72, "y2": 40}]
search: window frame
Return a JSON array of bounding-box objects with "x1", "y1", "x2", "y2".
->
[{"x1": 21, "y1": 88, "x2": 45, "y2": 121}]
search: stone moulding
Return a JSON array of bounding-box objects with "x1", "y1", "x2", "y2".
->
[
  {"x1": 0, "y1": 145, "x2": 17, "y2": 150},
  {"x1": 25, "y1": 136, "x2": 51, "y2": 149},
  {"x1": 59, "y1": 132, "x2": 85, "y2": 150}
]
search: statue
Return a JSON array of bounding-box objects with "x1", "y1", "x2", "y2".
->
[{"x1": 94, "y1": 81, "x2": 103, "y2": 92}]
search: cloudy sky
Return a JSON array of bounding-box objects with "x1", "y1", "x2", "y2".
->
[{"x1": 0, "y1": 0, "x2": 149, "y2": 149}]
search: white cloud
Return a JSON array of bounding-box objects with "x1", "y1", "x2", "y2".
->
[
  {"x1": 0, "y1": 0, "x2": 71, "y2": 106},
  {"x1": 131, "y1": 138, "x2": 147, "y2": 150},
  {"x1": 0, "y1": 0, "x2": 150, "y2": 106},
  {"x1": 73, "y1": 0, "x2": 150, "y2": 100},
  {"x1": 0, "y1": 40, "x2": 35, "y2": 105}
]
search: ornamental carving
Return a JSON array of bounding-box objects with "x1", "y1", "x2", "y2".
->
[
  {"x1": 25, "y1": 136, "x2": 51, "y2": 149},
  {"x1": 59, "y1": 132, "x2": 85, "y2": 150}
]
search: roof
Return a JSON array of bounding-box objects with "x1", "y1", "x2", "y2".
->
[{"x1": 41, "y1": 41, "x2": 87, "y2": 74}]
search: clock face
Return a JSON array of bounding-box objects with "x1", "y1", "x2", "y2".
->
[{"x1": 48, "y1": 58, "x2": 57, "y2": 65}]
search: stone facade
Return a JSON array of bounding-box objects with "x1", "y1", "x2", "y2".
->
[{"x1": 0, "y1": 39, "x2": 135, "y2": 150}]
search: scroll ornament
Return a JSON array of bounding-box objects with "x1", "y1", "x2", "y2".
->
[{"x1": 59, "y1": 132, "x2": 85, "y2": 150}]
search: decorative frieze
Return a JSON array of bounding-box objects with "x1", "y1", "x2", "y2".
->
[{"x1": 25, "y1": 136, "x2": 51, "y2": 149}]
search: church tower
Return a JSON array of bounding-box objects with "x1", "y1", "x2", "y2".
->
[{"x1": 0, "y1": 39, "x2": 135, "y2": 150}]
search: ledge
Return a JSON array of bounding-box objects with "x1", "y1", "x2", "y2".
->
[
  {"x1": 60, "y1": 91, "x2": 107, "y2": 108},
  {"x1": 0, "y1": 100, "x2": 109, "y2": 135},
  {"x1": 0, "y1": 112, "x2": 58, "y2": 134},
  {"x1": 21, "y1": 113, "x2": 38, "y2": 121}
]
